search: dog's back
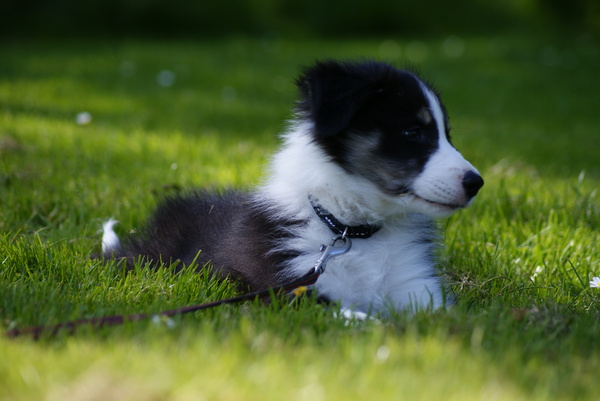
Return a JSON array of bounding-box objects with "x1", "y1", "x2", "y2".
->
[{"x1": 104, "y1": 191, "x2": 304, "y2": 290}]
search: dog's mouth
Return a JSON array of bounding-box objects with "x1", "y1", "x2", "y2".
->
[
  {"x1": 399, "y1": 192, "x2": 466, "y2": 210},
  {"x1": 416, "y1": 195, "x2": 465, "y2": 210}
]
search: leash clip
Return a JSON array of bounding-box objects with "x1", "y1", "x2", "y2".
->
[{"x1": 313, "y1": 234, "x2": 352, "y2": 274}]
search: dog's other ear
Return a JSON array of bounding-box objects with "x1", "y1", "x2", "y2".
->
[{"x1": 296, "y1": 60, "x2": 379, "y2": 139}]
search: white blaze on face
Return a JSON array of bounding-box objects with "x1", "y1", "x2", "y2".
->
[{"x1": 409, "y1": 83, "x2": 480, "y2": 216}]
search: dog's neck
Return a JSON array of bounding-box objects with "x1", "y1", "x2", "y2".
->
[
  {"x1": 308, "y1": 195, "x2": 382, "y2": 238},
  {"x1": 259, "y1": 123, "x2": 406, "y2": 227}
]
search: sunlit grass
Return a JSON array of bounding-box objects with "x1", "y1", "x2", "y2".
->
[{"x1": 1, "y1": 35, "x2": 599, "y2": 400}]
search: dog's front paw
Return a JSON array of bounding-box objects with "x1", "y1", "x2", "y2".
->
[{"x1": 336, "y1": 307, "x2": 379, "y2": 323}]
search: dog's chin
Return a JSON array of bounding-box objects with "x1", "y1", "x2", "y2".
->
[{"x1": 398, "y1": 193, "x2": 468, "y2": 219}]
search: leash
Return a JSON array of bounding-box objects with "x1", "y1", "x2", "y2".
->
[{"x1": 5, "y1": 234, "x2": 351, "y2": 340}]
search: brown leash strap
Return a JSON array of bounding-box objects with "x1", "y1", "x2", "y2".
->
[
  {"x1": 5, "y1": 267, "x2": 321, "y2": 340},
  {"x1": 6, "y1": 234, "x2": 352, "y2": 340}
]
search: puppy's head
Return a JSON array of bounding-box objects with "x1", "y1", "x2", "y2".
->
[{"x1": 296, "y1": 60, "x2": 483, "y2": 218}]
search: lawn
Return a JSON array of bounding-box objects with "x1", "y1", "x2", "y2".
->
[{"x1": 1, "y1": 34, "x2": 599, "y2": 400}]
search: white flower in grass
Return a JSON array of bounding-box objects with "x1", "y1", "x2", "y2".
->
[
  {"x1": 75, "y1": 111, "x2": 92, "y2": 126},
  {"x1": 530, "y1": 266, "x2": 544, "y2": 282},
  {"x1": 152, "y1": 314, "x2": 176, "y2": 328},
  {"x1": 156, "y1": 70, "x2": 176, "y2": 87},
  {"x1": 589, "y1": 277, "x2": 600, "y2": 288}
]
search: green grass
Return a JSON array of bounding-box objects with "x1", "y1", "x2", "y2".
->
[{"x1": 1, "y1": 34, "x2": 599, "y2": 400}]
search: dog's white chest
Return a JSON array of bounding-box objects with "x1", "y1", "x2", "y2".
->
[{"x1": 288, "y1": 215, "x2": 443, "y2": 314}]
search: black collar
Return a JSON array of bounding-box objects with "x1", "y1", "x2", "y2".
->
[{"x1": 309, "y1": 196, "x2": 382, "y2": 239}]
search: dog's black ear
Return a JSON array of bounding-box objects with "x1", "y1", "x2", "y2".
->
[{"x1": 296, "y1": 60, "x2": 380, "y2": 139}]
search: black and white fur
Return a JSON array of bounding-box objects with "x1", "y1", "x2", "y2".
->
[{"x1": 102, "y1": 60, "x2": 483, "y2": 315}]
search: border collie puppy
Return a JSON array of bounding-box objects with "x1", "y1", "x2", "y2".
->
[{"x1": 102, "y1": 60, "x2": 483, "y2": 315}]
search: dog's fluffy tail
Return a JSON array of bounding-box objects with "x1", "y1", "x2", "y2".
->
[{"x1": 101, "y1": 218, "x2": 122, "y2": 256}]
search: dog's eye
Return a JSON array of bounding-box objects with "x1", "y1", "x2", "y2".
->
[{"x1": 401, "y1": 128, "x2": 421, "y2": 138}]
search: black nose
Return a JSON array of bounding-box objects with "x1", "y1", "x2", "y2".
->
[{"x1": 462, "y1": 171, "x2": 484, "y2": 199}]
